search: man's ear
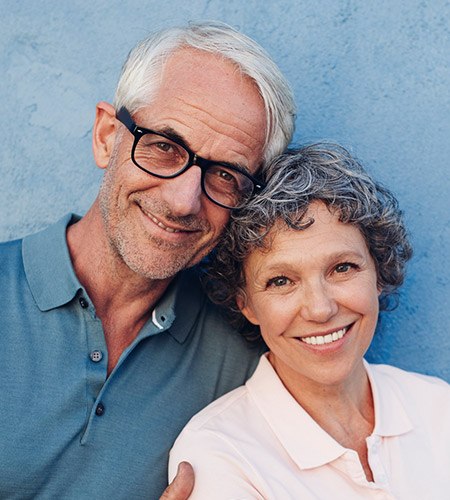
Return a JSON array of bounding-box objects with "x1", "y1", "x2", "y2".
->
[
  {"x1": 236, "y1": 291, "x2": 260, "y2": 326},
  {"x1": 92, "y1": 101, "x2": 119, "y2": 169}
]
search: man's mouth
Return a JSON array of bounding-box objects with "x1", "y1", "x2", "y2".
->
[
  {"x1": 140, "y1": 206, "x2": 200, "y2": 234},
  {"x1": 299, "y1": 326, "x2": 350, "y2": 346},
  {"x1": 147, "y1": 212, "x2": 181, "y2": 233}
]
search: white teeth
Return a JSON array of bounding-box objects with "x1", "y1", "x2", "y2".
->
[
  {"x1": 149, "y1": 214, "x2": 180, "y2": 233},
  {"x1": 300, "y1": 327, "x2": 348, "y2": 345},
  {"x1": 324, "y1": 334, "x2": 333, "y2": 343}
]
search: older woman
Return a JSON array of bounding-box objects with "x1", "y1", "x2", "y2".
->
[{"x1": 168, "y1": 144, "x2": 450, "y2": 499}]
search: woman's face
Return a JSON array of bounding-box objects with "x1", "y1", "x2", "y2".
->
[{"x1": 239, "y1": 201, "x2": 380, "y2": 392}]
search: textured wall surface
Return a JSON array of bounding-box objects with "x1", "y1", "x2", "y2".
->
[{"x1": 1, "y1": 0, "x2": 449, "y2": 381}]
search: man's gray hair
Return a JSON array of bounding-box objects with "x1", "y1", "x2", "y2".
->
[
  {"x1": 204, "y1": 143, "x2": 413, "y2": 341},
  {"x1": 113, "y1": 21, "x2": 296, "y2": 164}
]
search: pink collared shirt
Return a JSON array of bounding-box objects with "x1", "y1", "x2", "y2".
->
[{"x1": 169, "y1": 355, "x2": 450, "y2": 499}]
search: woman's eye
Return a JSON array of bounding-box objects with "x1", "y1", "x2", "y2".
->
[
  {"x1": 267, "y1": 276, "x2": 290, "y2": 287},
  {"x1": 334, "y1": 262, "x2": 357, "y2": 274}
]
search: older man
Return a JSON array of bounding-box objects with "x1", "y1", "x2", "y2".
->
[{"x1": 0, "y1": 22, "x2": 295, "y2": 498}]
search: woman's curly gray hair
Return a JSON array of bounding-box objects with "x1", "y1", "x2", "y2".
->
[{"x1": 203, "y1": 143, "x2": 413, "y2": 342}]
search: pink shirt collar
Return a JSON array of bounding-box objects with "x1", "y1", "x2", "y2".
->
[{"x1": 245, "y1": 355, "x2": 413, "y2": 470}]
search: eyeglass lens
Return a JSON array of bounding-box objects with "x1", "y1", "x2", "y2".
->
[{"x1": 133, "y1": 133, "x2": 254, "y2": 208}]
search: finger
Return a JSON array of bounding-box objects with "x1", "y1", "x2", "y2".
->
[{"x1": 160, "y1": 461, "x2": 195, "y2": 500}]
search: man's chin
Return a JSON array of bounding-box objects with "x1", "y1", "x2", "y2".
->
[{"x1": 122, "y1": 250, "x2": 201, "y2": 281}]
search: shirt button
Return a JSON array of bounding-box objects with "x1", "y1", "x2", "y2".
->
[
  {"x1": 95, "y1": 403, "x2": 105, "y2": 416},
  {"x1": 79, "y1": 297, "x2": 89, "y2": 308},
  {"x1": 89, "y1": 350, "x2": 103, "y2": 363}
]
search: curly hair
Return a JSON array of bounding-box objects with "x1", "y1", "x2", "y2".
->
[{"x1": 203, "y1": 143, "x2": 413, "y2": 341}]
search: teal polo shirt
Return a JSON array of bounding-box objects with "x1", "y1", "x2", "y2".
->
[{"x1": 0, "y1": 214, "x2": 262, "y2": 499}]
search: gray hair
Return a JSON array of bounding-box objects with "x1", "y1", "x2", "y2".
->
[
  {"x1": 113, "y1": 21, "x2": 295, "y2": 164},
  {"x1": 204, "y1": 143, "x2": 413, "y2": 341}
]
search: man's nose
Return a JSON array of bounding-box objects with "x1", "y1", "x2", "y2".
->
[
  {"x1": 298, "y1": 280, "x2": 338, "y2": 323},
  {"x1": 160, "y1": 166, "x2": 203, "y2": 216}
]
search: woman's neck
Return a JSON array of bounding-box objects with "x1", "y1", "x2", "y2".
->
[{"x1": 269, "y1": 353, "x2": 375, "y2": 482}]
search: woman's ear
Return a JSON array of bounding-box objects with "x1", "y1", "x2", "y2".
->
[
  {"x1": 236, "y1": 290, "x2": 260, "y2": 326},
  {"x1": 92, "y1": 101, "x2": 119, "y2": 169}
]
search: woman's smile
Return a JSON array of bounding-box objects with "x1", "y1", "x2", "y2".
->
[
  {"x1": 297, "y1": 324, "x2": 351, "y2": 345},
  {"x1": 239, "y1": 201, "x2": 380, "y2": 391}
]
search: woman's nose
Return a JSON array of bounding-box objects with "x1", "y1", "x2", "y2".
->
[{"x1": 298, "y1": 281, "x2": 338, "y2": 323}]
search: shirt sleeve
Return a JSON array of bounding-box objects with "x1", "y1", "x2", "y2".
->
[{"x1": 168, "y1": 427, "x2": 266, "y2": 499}]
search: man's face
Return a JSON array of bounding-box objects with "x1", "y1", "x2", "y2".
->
[{"x1": 97, "y1": 49, "x2": 266, "y2": 280}]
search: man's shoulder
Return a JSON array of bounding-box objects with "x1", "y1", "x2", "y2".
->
[
  {"x1": 175, "y1": 266, "x2": 257, "y2": 341},
  {"x1": 0, "y1": 237, "x2": 23, "y2": 251},
  {"x1": 188, "y1": 270, "x2": 265, "y2": 354},
  {"x1": 174, "y1": 266, "x2": 265, "y2": 389},
  {"x1": 0, "y1": 215, "x2": 80, "y2": 309},
  {"x1": 0, "y1": 237, "x2": 25, "y2": 277}
]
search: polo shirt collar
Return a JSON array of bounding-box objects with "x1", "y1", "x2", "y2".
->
[
  {"x1": 23, "y1": 214, "x2": 82, "y2": 311},
  {"x1": 247, "y1": 355, "x2": 414, "y2": 471},
  {"x1": 365, "y1": 360, "x2": 414, "y2": 437},
  {"x1": 247, "y1": 355, "x2": 346, "y2": 470},
  {"x1": 149, "y1": 266, "x2": 205, "y2": 344},
  {"x1": 22, "y1": 213, "x2": 205, "y2": 344}
]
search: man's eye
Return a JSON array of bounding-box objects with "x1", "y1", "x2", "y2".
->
[
  {"x1": 154, "y1": 141, "x2": 174, "y2": 153},
  {"x1": 218, "y1": 170, "x2": 234, "y2": 182},
  {"x1": 267, "y1": 276, "x2": 290, "y2": 287},
  {"x1": 210, "y1": 168, "x2": 238, "y2": 185}
]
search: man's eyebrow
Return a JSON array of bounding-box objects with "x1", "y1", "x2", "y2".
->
[
  {"x1": 155, "y1": 126, "x2": 189, "y2": 148},
  {"x1": 155, "y1": 126, "x2": 252, "y2": 173}
]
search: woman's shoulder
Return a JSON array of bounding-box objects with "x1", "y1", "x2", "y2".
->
[
  {"x1": 168, "y1": 382, "x2": 268, "y2": 494},
  {"x1": 368, "y1": 362, "x2": 450, "y2": 426},
  {"x1": 369, "y1": 362, "x2": 450, "y2": 393},
  {"x1": 179, "y1": 383, "x2": 251, "y2": 434}
]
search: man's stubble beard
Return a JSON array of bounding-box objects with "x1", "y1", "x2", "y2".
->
[{"x1": 98, "y1": 146, "x2": 213, "y2": 281}]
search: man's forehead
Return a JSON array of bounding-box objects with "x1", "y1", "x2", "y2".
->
[
  {"x1": 157, "y1": 48, "x2": 260, "y2": 108},
  {"x1": 161, "y1": 47, "x2": 244, "y2": 83},
  {"x1": 134, "y1": 47, "x2": 267, "y2": 172}
]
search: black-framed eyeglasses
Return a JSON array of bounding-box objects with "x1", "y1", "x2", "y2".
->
[{"x1": 116, "y1": 107, "x2": 265, "y2": 209}]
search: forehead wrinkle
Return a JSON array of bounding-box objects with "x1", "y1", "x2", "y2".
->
[
  {"x1": 136, "y1": 95, "x2": 263, "y2": 147},
  {"x1": 155, "y1": 117, "x2": 262, "y2": 169},
  {"x1": 172, "y1": 93, "x2": 266, "y2": 146}
]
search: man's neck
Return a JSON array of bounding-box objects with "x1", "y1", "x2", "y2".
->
[{"x1": 66, "y1": 202, "x2": 173, "y2": 373}]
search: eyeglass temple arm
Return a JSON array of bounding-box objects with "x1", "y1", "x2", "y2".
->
[{"x1": 116, "y1": 107, "x2": 136, "y2": 133}]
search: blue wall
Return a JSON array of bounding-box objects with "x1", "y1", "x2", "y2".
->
[{"x1": 1, "y1": 1, "x2": 449, "y2": 381}]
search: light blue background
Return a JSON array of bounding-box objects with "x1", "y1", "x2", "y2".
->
[{"x1": 1, "y1": 1, "x2": 449, "y2": 381}]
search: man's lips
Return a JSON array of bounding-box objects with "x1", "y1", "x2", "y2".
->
[
  {"x1": 139, "y1": 206, "x2": 202, "y2": 234},
  {"x1": 297, "y1": 324, "x2": 352, "y2": 346}
]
